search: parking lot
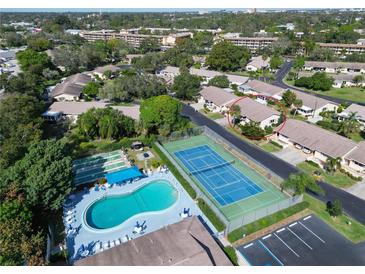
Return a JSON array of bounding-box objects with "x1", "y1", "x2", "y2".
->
[{"x1": 238, "y1": 215, "x2": 365, "y2": 266}]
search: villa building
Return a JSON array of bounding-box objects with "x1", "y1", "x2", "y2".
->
[
  {"x1": 50, "y1": 73, "x2": 92, "y2": 102},
  {"x1": 239, "y1": 79, "x2": 285, "y2": 101},
  {"x1": 89, "y1": 64, "x2": 121, "y2": 80},
  {"x1": 199, "y1": 86, "x2": 237, "y2": 113},
  {"x1": 246, "y1": 56, "x2": 271, "y2": 72},
  {"x1": 303, "y1": 61, "x2": 365, "y2": 74},
  {"x1": 339, "y1": 104, "x2": 365, "y2": 126}
]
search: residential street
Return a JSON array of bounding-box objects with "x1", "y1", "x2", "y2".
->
[{"x1": 181, "y1": 104, "x2": 365, "y2": 226}]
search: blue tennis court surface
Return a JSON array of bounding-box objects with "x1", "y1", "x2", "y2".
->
[{"x1": 174, "y1": 145, "x2": 263, "y2": 206}]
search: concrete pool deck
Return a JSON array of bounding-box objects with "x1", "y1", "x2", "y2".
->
[{"x1": 65, "y1": 171, "x2": 218, "y2": 262}]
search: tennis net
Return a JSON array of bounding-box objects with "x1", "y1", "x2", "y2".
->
[{"x1": 189, "y1": 160, "x2": 235, "y2": 175}]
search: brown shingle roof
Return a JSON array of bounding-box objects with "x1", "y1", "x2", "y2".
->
[
  {"x1": 93, "y1": 64, "x2": 121, "y2": 74},
  {"x1": 304, "y1": 61, "x2": 365, "y2": 70},
  {"x1": 277, "y1": 119, "x2": 357, "y2": 158},
  {"x1": 342, "y1": 104, "x2": 365, "y2": 121},
  {"x1": 51, "y1": 73, "x2": 92, "y2": 98},
  {"x1": 200, "y1": 86, "x2": 238, "y2": 106},
  {"x1": 74, "y1": 216, "x2": 232, "y2": 266},
  {"x1": 293, "y1": 90, "x2": 336, "y2": 110},
  {"x1": 247, "y1": 56, "x2": 270, "y2": 69}
]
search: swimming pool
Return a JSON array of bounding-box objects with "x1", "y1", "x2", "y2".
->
[{"x1": 84, "y1": 180, "x2": 178, "y2": 230}]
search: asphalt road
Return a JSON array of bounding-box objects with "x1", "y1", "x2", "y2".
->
[
  {"x1": 238, "y1": 215, "x2": 365, "y2": 265},
  {"x1": 181, "y1": 104, "x2": 365, "y2": 226},
  {"x1": 272, "y1": 60, "x2": 365, "y2": 106}
]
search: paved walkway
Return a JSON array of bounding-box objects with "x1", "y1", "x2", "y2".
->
[{"x1": 273, "y1": 147, "x2": 307, "y2": 166}]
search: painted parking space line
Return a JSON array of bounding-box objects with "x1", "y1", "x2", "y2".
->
[
  {"x1": 258, "y1": 240, "x2": 284, "y2": 266},
  {"x1": 298, "y1": 221, "x2": 326, "y2": 243},
  {"x1": 274, "y1": 233, "x2": 300, "y2": 257},
  {"x1": 287, "y1": 227, "x2": 313, "y2": 250},
  {"x1": 303, "y1": 215, "x2": 312, "y2": 221},
  {"x1": 262, "y1": 234, "x2": 272, "y2": 240},
  {"x1": 289, "y1": 222, "x2": 297, "y2": 227},
  {"x1": 244, "y1": 243, "x2": 254, "y2": 249},
  {"x1": 276, "y1": 228, "x2": 286, "y2": 233}
]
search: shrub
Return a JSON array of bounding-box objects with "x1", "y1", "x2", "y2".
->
[
  {"x1": 269, "y1": 140, "x2": 283, "y2": 149},
  {"x1": 223, "y1": 246, "x2": 238, "y2": 265},
  {"x1": 152, "y1": 143, "x2": 197, "y2": 199},
  {"x1": 339, "y1": 168, "x2": 362, "y2": 181},
  {"x1": 227, "y1": 201, "x2": 309, "y2": 243},
  {"x1": 197, "y1": 198, "x2": 226, "y2": 232},
  {"x1": 306, "y1": 160, "x2": 320, "y2": 168},
  {"x1": 327, "y1": 199, "x2": 343, "y2": 217}
]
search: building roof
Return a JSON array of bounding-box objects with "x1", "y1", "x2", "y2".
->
[
  {"x1": 229, "y1": 97, "x2": 280, "y2": 123},
  {"x1": 162, "y1": 66, "x2": 180, "y2": 75},
  {"x1": 47, "y1": 102, "x2": 140, "y2": 120},
  {"x1": 200, "y1": 86, "x2": 238, "y2": 107},
  {"x1": 277, "y1": 119, "x2": 357, "y2": 158},
  {"x1": 48, "y1": 101, "x2": 108, "y2": 115},
  {"x1": 304, "y1": 61, "x2": 365, "y2": 70},
  {"x1": 74, "y1": 216, "x2": 232, "y2": 266},
  {"x1": 189, "y1": 68, "x2": 222, "y2": 78},
  {"x1": 318, "y1": 42, "x2": 365, "y2": 49},
  {"x1": 93, "y1": 64, "x2": 121, "y2": 74},
  {"x1": 246, "y1": 80, "x2": 284, "y2": 97},
  {"x1": 225, "y1": 74, "x2": 249, "y2": 85},
  {"x1": 247, "y1": 56, "x2": 270, "y2": 69},
  {"x1": 341, "y1": 104, "x2": 365, "y2": 121},
  {"x1": 346, "y1": 141, "x2": 365, "y2": 165},
  {"x1": 293, "y1": 90, "x2": 336, "y2": 110},
  {"x1": 50, "y1": 73, "x2": 92, "y2": 98}
]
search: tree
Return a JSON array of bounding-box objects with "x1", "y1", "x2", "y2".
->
[
  {"x1": 82, "y1": 81, "x2": 101, "y2": 100},
  {"x1": 229, "y1": 105, "x2": 241, "y2": 125},
  {"x1": 281, "y1": 173, "x2": 324, "y2": 196},
  {"x1": 132, "y1": 52, "x2": 164, "y2": 73},
  {"x1": 140, "y1": 37, "x2": 160, "y2": 54},
  {"x1": 269, "y1": 55, "x2": 283, "y2": 70},
  {"x1": 353, "y1": 75, "x2": 364, "y2": 85},
  {"x1": 304, "y1": 39, "x2": 316, "y2": 55},
  {"x1": 293, "y1": 99, "x2": 303, "y2": 116},
  {"x1": 295, "y1": 72, "x2": 334, "y2": 91},
  {"x1": 171, "y1": 69, "x2": 201, "y2": 100},
  {"x1": 27, "y1": 36, "x2": 52, "y2": 52},
  {"x1": 325, "y1": 157, "x2": 342, "y2": 173},
  {"x1": 206, "y1": 41, "x2": 251, "y2": 71},
  {"x1": 140, "y1": 95, "x2": 184, "y2": 136},
  {"x1": 339, "y1": 111, "x2": 361, "y2": 138},
  {"x1": 16, "y1": 49, "x2": 53, "y2": 75},
  {"x1": 3, "y1": 32, "x2": 25, "y2": 47},
  {"x1": 240, "y1": 121, "x2": 266, "y2": 139},
  {"x1": 281, "y1": 90, "x2": 297, "y2": 107},
  {"x1": 208, "y1": 75, "x2": 230, "y2": 88},
  {"x1": 293, "y1": 55, "x2": 305, "y2": 70},
  {"x1": 53, "y1": 45, "x2": 82, "y2": 73},
  {"x1": 77, "y1": 107, "x2": 135, "y2": 139},
  {"x1": 326, "y1": 199, "x2": 343, "y2": 217}
]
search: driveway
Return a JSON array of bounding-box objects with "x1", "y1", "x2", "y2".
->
[
  {"x1": 273, "y1": 147, "x2": 307, "y2": 166},
  {"x1": 345, "y1": 179, "x2": 365, "y2": 201}
]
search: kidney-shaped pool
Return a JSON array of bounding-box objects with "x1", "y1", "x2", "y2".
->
[{"x1": 84, "y1": 180, "x2": 178, "y2": 230}]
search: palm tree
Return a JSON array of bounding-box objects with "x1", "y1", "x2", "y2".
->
[
  {"x1": 293, "y1": 99, "x2": 303, "y2": 116},
  {"x1": 229, "y1": 105, "x2": 241, "y2": 126},
  {"x1": 339, "y1": 111, "x2": 361, "y2": 138},
  {"x1": 325, "y1": 157, "x2": 342, "y2": 174},
  {"x1": 281, "y1": 173, "x2": 324, "y2": 196}
]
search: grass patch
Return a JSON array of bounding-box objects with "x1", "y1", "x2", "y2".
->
[
  {"x1": 304, "y1": 194, "x2": 365, "y2": 243},
  {"x1": 152, "y1": 143, "x2": 197, "y2": 199},
  {"x1": 227, "y1": 201, "x2": 309, "y2": 243},
  {"x1": 223, "y1": 246, "x2": 238, "y2": 266},
  {"x1": 284, "y1": 78, "x2": 365, "y2": 104},
  {"x1": 206, "y1": 112, "x2": 225, "y2": 120},
  {"x1": 297, "y1": 161, "x2": 358, "y2": 188},
  {"x1": 259, "y1": 141, "x2": 283, "y2": 153},
  {"x1": 197, "y1": 198, "x2": 226, "y2": 232}
]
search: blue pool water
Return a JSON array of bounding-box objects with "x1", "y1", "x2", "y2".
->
[{"x1": 85, "y1": 180, "x2": 178, "y2": 229}]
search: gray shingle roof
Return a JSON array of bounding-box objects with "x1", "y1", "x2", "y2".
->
[
  {"x1": 246, "y1": 79, "x2": 284, "y2": 97},
  {"x1": 50, "y1": 73, "x2": 92, "y2": 98},
  {"x1": 346, "y1": 141, "x2": 365, "y2": 165},
  {"x1": 293, "y1": 90, "x2": 336, "y2": 110},
  {"x1": 74, "y1": 216, "x2": 232, "y2": 266},
  {"x1": 342, "y1": 104, "x2": 365, "y2": 121},
  {"x1": 277, "y1": 119, "x2": 357, "y2": 158},
  {"x1": 304, "y1": 61, "x2": 365, "y2": 70}
]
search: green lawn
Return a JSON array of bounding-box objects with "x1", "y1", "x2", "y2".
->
[
  {"x1": 259, "y1": 141, "x2": 282, "y2": 153},
  {"x1": 304, "y1": 194, "x2": 365, "y2": 243},
  {"x1": 284, "y1": 79, "x2": 365, "y2": 103},
  {"x1": 297, "y1": 161, "x2": 358, "y2": 188},
  {"x1": 206, "y1": 112, "x2": 225, "y2": 120}
]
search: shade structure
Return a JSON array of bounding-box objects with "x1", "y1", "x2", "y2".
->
[{"x1": 105, "y1": 166, "x2": 143, "y2": 184}]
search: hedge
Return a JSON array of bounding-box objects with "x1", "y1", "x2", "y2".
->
[
  {"x1": 197, "y1": 198, "x2": 226, "y2": 232},
  {"x1": 227, "y1": 201, "x2": 309, "y2": 243},
  {"x1": 223, "y1": 246, "x2": 238, "y2": 266},
  {"x1": 152, "y1": 143, "x2": 197, "y2": 199}
]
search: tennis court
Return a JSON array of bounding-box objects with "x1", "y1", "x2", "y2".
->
[
  {"x1": 163, "y1": 135, "x2": 288, "y2": 221},
  {"x1": 175, "y1": 145, "x2": 263, "y2": 206}
]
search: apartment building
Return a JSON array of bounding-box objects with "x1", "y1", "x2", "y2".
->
[
  {"x1": 79, "y1": 29, "x2": 192, "y2": 48},
  {"x1": 221, "y1": 33, "x2": 278, "y2": 52},
  {"x1": 317, "y1": 43, "x2": 365, "y2": 55}
]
